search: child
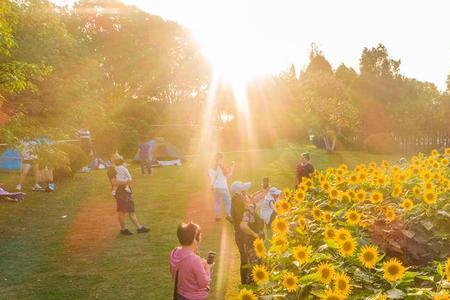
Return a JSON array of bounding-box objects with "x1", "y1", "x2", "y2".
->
[
  {"x1": 111, "y1": 153, "x2": 132, "y2": 196},
  {"x1": 260, "y1": 187, "x2": 281, "y2": 226}
]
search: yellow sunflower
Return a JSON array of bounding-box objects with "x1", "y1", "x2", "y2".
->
[
  {"x1": 359, "y1": 245, "x2": 379, "y2": 269},
  {"x1": 303, "y1": 178, "x2": 314, "y2": 189},
  {"x1": 312, "y1": 206, "x2": 323, "y2": 221},
  {"x1": 346, "y1": 209, "x2": 361, "y2": 226},
  {"x1": 294, "y1": 189, "x2": 306, "y2": 203},
  {"x1": 253, "y1": 238, "x2": 266, "y2": 258},
  {"x1": 348, "y1": 173, "x2": 359, "y2": 184},
  {"x1": 251, "y1": 265, "x2": 269, "y2": 285},
  {"x1": 271, "y1": 217, "x2": 289, "y2": 235},
  {"x1": 445, "y1": 147, "x2": 450, "y2": 155},
  {"x1": 391, "y1": 184, "x2": 403, "y2": 198},
  {"x1": 334, "y1": 272, "x2": 351, "y2": 296},
  {"x1": 384, "y1": 207, "x2": 397, "y2": 222},
  {"x1": 237, "y1": 288, "x2": 257, "y2": 300},
  {"x1": 320, "y1": 289, "x2": 345, "y2": 300},
  {"x1": 317, "y1": 262, "x2": 335, "y2": 284},
  {"x1": 432, "y1": 291, "x2": 450, "y2": 300},
  {"x1": 401, "y1": 198, "x2": 414, "y2": 211},
  {"x1": 297, "y1": 216, "x2": 307, "y2": 230},
  {"x1": 441, "y1": 158, "x2": 449, "y2": 166},
  {"x1": 321, "y1": 182, "x2": 331, "y2": 192},
  {"x1": 423, "y1": 190, "x2": 437, "y2": 204},
  {"x1": 340, "y1": 191, "x2": 351, "y2": 202},
  {"x1": 298, "y1": 182, "x2": 308, "y2": 192},
  {"x1": 324, "y1": 225, "x2": 337, "y2": 240},
  {"x1": 383, "y1": 258, "x2": 406, "y2": 282},
  {"x1": 412, "y1": 185, "x2": 421, "y2": 196},
  {"x1": 339, "y1": 237, "x2": 357, "y2": 257},
  {"x1": 275, "y1": 200, "x2": 291, "y2": 214},
  {"x1": 424, "y1": 181, "x2": 435, "y2": 191},
  {"x1": 322, "y1": 211, "x2": 333, "y2": 223},
  {"x1": 282, "y1": 188, "x2": 292, "y2": 199},
  {"x1": 370, "y1": 191, "x2": 383, "y2": 204},
  {"x1": 431, "y1": 149, "x2": 439, "y2": 156},
  {"x1": 292, "y1": 245, "x2": 310, "y2": 264},
  {"x1": 282, "y1": 272, "x2": 299, "y2": 292},
  {"x1": 376, "y1": 176, "x2": 386, "y2": 186},
  {"x1": 445, "y1": 257, "x2": 450, "y2": 280},
  {"x1": 335, "y1": 228, "x2": 352, "y2": 244},
  {"x1": 355, "y1": 189, "x2": 367, "y2": 202},
  {"x1": 329, "y1": 188, "x2": 340, "y2": 200},
  {"x1": 271, "y1": 234, "x2": 288, "y2": 254}
]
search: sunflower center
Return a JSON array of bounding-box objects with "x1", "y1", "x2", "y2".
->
[
  {"x1": 388, "y1": 265, "x2": 399, "y2": 275},
  {"x1": 321, "y1": 269, "x2": 330, "y2": 278},
  {"x1": 337, "y1": 279, "x2": 347, "y2": 290},
  {"x1": 343, "y1": 241, "x2": 352, "y2": 251},
  {"x1": 363, "y1": 251, "x2": 374, "y2": 261}
]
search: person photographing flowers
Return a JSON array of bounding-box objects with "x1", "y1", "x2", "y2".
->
[{"x1": 169, "y1": 222, "x2": 213, "y2": 300}]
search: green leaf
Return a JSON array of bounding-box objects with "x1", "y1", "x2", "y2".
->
[{"x1": 436, "y1": 263, "x2": 443, "y2": 276}]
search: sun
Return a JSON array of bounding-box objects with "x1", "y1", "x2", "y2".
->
[{"x1": 188, "y1": 1, "x2": 288, "y2": 105}]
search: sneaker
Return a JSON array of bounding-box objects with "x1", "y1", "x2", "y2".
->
[
  {"x1": 120, "y1": 229, "x2": 133, "y2": 236},
  {"x1": 226, "y1": 215, "x2": 234, "y2": 225},
  {"x1": 47, "y1": 183, "x2": 56, "y2": 191},
  {"x1": 137, "y1": 226, "x2": 150, "y2": 234},
  {"x1": 16, "y1": 184, "x2": 22, "y2": 191},
  {"x1": 32, "y1": 185, "x2": 45, "y2": 192}
]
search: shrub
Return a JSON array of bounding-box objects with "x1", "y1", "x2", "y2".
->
[
  {"x1": 364, "y1": 132, "x2": 399, "y2": 154},
  {"x1": 54, "y1": 143, "x2": 88, "y2": 177}
]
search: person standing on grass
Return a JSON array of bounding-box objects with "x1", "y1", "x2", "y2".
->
[
  {"x1": 295, "y1": 152, "x2": 315, "y2": 187},
  {"x1": 169, "y1": 222, "x2": 212, "y2": 300},
  {"x1": 208, "y1": 152, "x2": 234, "y2": 222},
  {"x1": 230, "y1": 181, "x2": 253, "y2": 285},
  {"x1": 138, "y1": 137, "x2": 154, "y2": 175},
  {"x1": 106, "y1": 153, "x2": 149, "y2": 236},
  {"x1": 16, "y1": 138, "x2": 44, "y2": 192}
]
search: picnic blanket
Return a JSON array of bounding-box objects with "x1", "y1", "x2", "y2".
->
[{"x1": 0, "y1": 187, "x2": 25, "y2": 202}]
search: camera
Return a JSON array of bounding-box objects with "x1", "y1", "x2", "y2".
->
[
  {"x1": 206, "y1": 251, "x2": 216, "y2": 265},
  {"x1": 263, "y1": 177, "x2": 269, "y2": 189}
]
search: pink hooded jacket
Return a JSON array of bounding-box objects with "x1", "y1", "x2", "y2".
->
[{"x1": 169, "y1": 247, "x2": 211, "y2": 300}]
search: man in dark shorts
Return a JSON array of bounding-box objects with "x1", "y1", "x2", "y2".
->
[{"x1": 107, "y1": 155, "x2": 149, "y2": 236}]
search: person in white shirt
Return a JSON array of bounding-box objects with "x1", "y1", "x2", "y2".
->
[
  {"x1": 16, "y1": 139, "x2": 44, "y2": 191},
  {"x1": 208, "y1": 153, "x2": 234, "y2": 222},
  {"x1": 260, "y1": 187, "x2": 281, "y2": 226}
]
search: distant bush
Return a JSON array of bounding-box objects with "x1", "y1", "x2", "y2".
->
[
  {"x1": 54, "y1": 143, "x2": 88, "y2": 178},
  {"x1": 364, "y1": 132, "x2": 399, "y2": 154}
]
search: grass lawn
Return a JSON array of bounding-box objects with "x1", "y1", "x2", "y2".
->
[{"x1": 0, "y1": 145, "x2": 398, "y2": 299}]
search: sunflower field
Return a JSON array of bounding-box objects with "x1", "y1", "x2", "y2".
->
[{"x1": 238, "y1": 149, "x2": 450, "y2": 300}]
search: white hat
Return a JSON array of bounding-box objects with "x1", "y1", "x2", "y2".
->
[
  {"x1": 231, "y1": 181, "x2": 252, "y2": 194},
  {"x1": 269, "y1": 187, "x2": 281, "y2": 196}
]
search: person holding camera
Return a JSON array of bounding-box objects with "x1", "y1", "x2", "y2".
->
[
  {"x1": 169, "y1": 222, "x2": 213, "y2": 300},
  {"x1": 208, "y1": 152, "x2": 235, "y2": 222},
  {"x1": 230, "y1": 181, "x2": 265, "y2": 284}
]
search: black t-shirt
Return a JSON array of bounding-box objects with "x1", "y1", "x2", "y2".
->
[
  {"x1": 300, "y1": 163, "x2": 315, "y2": 181},
  {"x1": 231, "y1": 194, "x2": 245, "y2": 234}
]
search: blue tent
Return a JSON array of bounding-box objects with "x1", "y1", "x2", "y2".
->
[{"x1": 0, "y1": 148, "x2": 21, "y2": 170}]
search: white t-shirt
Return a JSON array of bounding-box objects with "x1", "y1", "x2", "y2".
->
[
  {"x1": 208, "y1": 166, "x2": 228, "y2": 190},
  {"x1": 115, "y1": 165, "x2": 132, "y2": 182},
  {"x1": 260, "y1": 194, "x2": 275, "y2": 224},
  {"x1": 19, "y1": 140, "x2": 37, "y2": 161}
]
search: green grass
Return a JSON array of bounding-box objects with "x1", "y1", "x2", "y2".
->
[{"x1": 0, "y1": 145, "x2": 398, "y2": 299}]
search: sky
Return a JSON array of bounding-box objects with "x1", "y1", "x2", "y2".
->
[{"x1": 52, "y1": 0, "x2": 450, "y2": 90}]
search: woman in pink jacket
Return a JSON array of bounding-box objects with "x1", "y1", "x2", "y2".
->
[{"x1": 169, "y1": 222, "x2": 212, "y2": 300}]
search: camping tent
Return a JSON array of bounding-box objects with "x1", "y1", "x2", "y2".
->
[
  {"x1": 0, "y1": 148, "x2": 21, "y2": 170},
  {"x1": 134, "y1": 138, "x2": 182, "y2": 166}
]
